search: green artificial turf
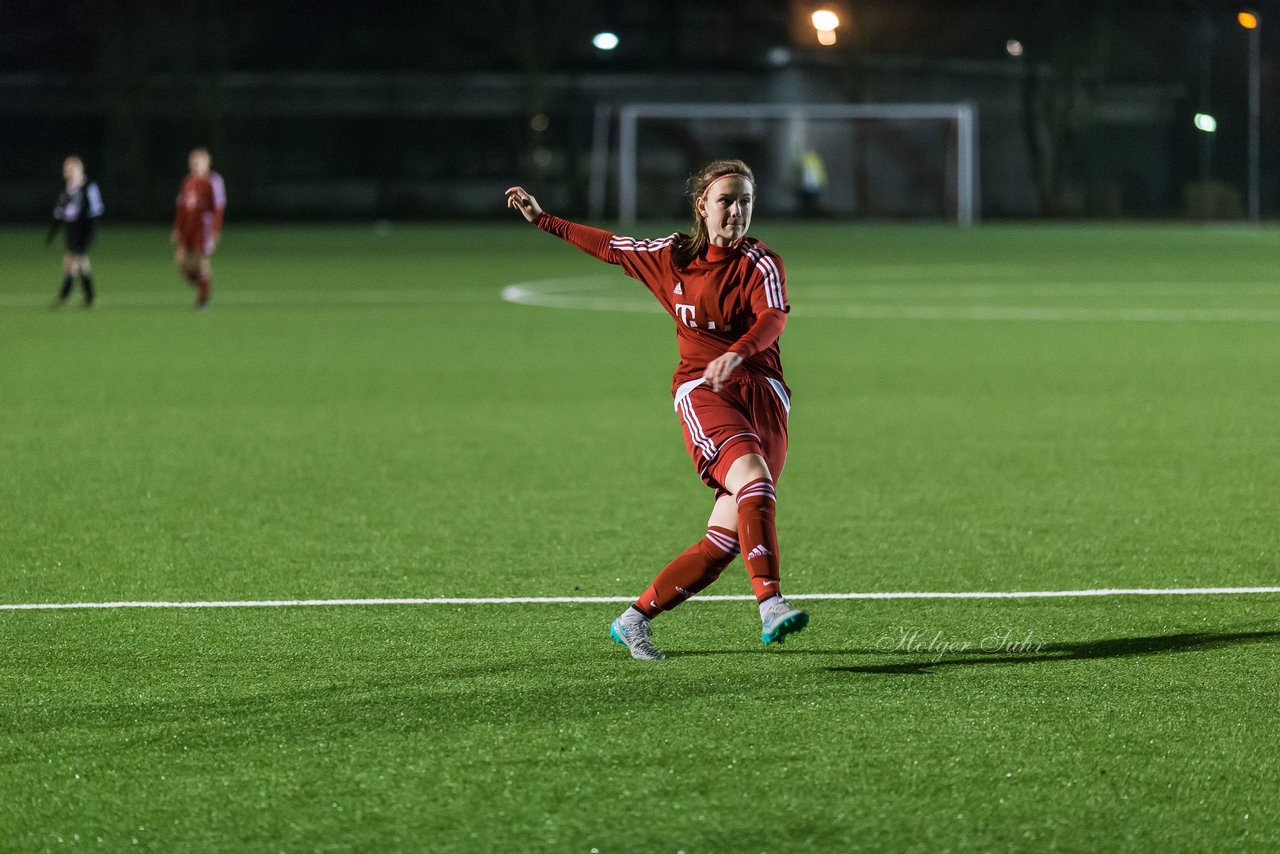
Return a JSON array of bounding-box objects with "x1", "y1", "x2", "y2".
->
[{"x1": 2, "y1": 222, "x2": 1278, "y2": 851}]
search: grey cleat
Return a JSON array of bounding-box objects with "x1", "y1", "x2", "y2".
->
[
  {"x1": 760, "y1": 596, "x2": 810, "y2": 645},
  {"x1": 610, "y1": 613, "x2": 665, "y2": 660}
]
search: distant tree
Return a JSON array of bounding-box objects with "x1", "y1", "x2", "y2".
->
[{"x1": 1018, "y1": 1, "x2": 1114, "y2": 216}]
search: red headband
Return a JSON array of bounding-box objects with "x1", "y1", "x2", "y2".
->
[{"x1": 701, "y1": 172, "x2": 751, "y2": 198}]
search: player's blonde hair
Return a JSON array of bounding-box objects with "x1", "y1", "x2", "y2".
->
[{"x1": 673, "y1": 159, "x2": 756, "y2": 268}]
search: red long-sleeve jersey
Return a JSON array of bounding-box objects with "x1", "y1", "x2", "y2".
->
[
  {"x1": 173, "y1": 172, "x2": 226, "y2": 239},
  {"x1": 537, "y1": 213, "x2": 789, "y2": 393}
]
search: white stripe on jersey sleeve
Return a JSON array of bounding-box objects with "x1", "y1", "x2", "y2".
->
[
  {"x1": 210, "y1": 172, "x2": 227, "y2": 209},
  {"x1": 87, "y1": 183, "x2": 105, "y2": 217},
  {"x1": 744, "y1": 244, "x2": 786, "y2": 310},
  {"x1": 609, "y1": 233, "x2": 678, "y2": 253}
]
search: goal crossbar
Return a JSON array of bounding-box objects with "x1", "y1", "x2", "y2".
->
[{"x1": 597, "y1": 102, "x2": 979, "y2": 227}]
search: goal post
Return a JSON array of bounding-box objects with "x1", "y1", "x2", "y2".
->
[{"x1": 593, "y1": 102, "x2": 979, "y2": 228}]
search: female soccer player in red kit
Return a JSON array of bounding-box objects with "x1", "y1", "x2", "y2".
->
[
  {"x1": 506, "y1": 160, "x2": 809, "y2": 660},
  {"x1": 172, "y1": 147, "x2": 226, "y2": 309}
]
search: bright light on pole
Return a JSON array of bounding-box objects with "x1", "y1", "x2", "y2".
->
[
  {"x1": 812, "y1": 10, "x2": 839, "y2": 30},
  {"x1": 1239, "y1": 9, "x2": 1261, "y2": 221},
  {"x1": 592, "y1": 32, "x2": 619, "y2": 51},
  {"x1": 811, "y1": 9, "x2": 840, "y2": 46},
  {"x1": 1195, "y1": 112, "x2": 1217, "y2": 209}
]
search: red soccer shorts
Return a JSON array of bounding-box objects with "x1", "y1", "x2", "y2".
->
[
  {"x1": 177, "y1": 224, "x2": 216, "y2": 256},
  {"x1": 673, "y1": 373, "x2": 790, "y2": 496}
]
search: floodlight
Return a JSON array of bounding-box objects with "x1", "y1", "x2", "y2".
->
[
  {"x1": 1194, "y1": 113, "x2": 1218, "y2": 133},
  {"x1": 1239, "y1": 9, "x2": 1261, "y2": 221},
  {"x1": 811, "y1": 10, "x2": 840, "y2": 31},
  {"x1": 592, "y1": 32, "x2": 619, "y2": 51}
]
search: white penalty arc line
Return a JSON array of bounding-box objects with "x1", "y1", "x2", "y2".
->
[
  {"x1": 4, "y1": 587, "x2": 1280, "y2": 611},
  {"x1": 501, "y1": 278, "x2": 1280, "y2": 323}
]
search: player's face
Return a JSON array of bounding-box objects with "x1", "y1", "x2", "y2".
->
[
  {"x1": 189, "y1": 152, "x2": 211, "y2": 177},
  {"x1": 63, "y1": 158, "x2": 84, "y2": 185},
  {"x1": 697, "y1": 176, "x2": 753, "y2": 247}
]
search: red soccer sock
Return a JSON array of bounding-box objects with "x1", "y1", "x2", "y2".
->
[
  {"x1": 633, "y1": 526, "x2": 739, "y2": 618},
  {"x1": 736, "y1": 478, "x2": 781, "y2": 601},
  {"x1": 195, "y1": 274, "x2": 211, "y2": 303}
]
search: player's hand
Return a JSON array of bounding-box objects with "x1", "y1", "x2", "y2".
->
[
  {"x1": 505, "y1": 186, "x2": 543, "y2": 223},
  {"x1": 170, "y1": 230, "x2": 178, "y2": 245},
  {"x1": 703, "y1": 351, "x2": 744, "y2": 392}
]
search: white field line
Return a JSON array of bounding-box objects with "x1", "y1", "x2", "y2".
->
[
  {"x1": 815, "y1": 305, "x2": 1280, "y2": 322},
  {"x1": 797, "y1": 282, "x2": 1280, "y2": 298},
  {"x1": 501, "y1": 278, "x2": 1280, "y2": 323},
  {"x1": 0, "y1": 290, "x2": 491, "y2": 308},
  {"x1": 3, "y1": 587, "x2": 1279, "y2": 611},
  {"x1": 501, "y1": 281, "x2": 656, "y2": 314},
  {"x1": 7, "y1": 278, "x2": 1276, "y2": 320}
]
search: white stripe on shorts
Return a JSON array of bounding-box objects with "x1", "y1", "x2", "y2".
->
[
  {"x1": 673, "y1": 377, "x2": 706, "y2": 409},
  {"x1": 765, "y1": 377, "x2": 791, "y2": 414},
  {"x1": 678, "y1": 396, "x2": 717, "y2": 460}
]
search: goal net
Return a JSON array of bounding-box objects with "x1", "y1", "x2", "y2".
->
[{"x1": 590, "y1": 103, "x2": 978, "y2": 227}]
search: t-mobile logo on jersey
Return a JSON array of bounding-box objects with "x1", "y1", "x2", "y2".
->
[{"x1": 675, "y1": 303, "x2": 697, "y2": 327}]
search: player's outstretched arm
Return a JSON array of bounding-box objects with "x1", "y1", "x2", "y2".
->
[
  {"x1": 504, "y1": 186, "x2": 621, "y2": 264},
  {"x1": 505, "y1": 186, "x2": 543, "y2": 223}
]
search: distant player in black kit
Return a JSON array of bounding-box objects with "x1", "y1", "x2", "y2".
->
[{"x1": 47, "y1": 156, "x2": 104, "y2": 308}]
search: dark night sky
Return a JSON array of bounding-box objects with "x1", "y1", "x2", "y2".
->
[
  {"x1": 1, "y1": 0, "x2": 1273, "y2": 219},
  {"x1": 1, "y1": 0, "x2": 1273, "y2": 81}
]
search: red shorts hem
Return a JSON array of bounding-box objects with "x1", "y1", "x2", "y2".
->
[
  {"x1": 674, "y1": 375, "x2": 789, "y2": 495},
  {"x1": 177, "y1": 231, "x2": 216, "y2": 255}
]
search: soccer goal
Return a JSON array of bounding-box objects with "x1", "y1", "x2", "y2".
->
[{"x1": 589, "y1": 102, "x2": 979, "y2": 227}]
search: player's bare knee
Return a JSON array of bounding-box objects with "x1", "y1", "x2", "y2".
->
[
  {"x1": 707, "y1": 494, "x2": 739, "y2": 531},
  {"x1": 742, "y1": 459, "x2": 772, "y2": 483},
  {"x1": 725, "y1": 454, "x2": 773, "y2": 496}
]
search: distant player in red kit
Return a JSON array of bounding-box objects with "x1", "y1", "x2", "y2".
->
[
  {"x1": 506, "y1": 160, "x2": 809, "y2": 660},
  {"x1": 172, "y1": 147, "x2": 226, "y2": 309}
]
